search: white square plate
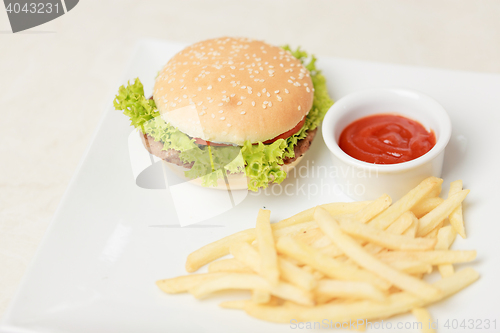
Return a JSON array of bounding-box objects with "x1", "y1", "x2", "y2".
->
[{"x1": 2, "y1": 39, "x2": 500, "y2": 333}]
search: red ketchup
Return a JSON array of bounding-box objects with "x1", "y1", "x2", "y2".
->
[{"x1": 338, "y1": 114, "x2": 436, "y2": 164}]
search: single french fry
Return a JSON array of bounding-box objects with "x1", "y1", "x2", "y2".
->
[
  {"x1": 256, "y1": 209, "x2": 280, "y2": 285},
  {"x1": 156, "y1": 273, "x2": 226, "y2": 294},
  {"x1": 291, "y1": 226, "x2": 325, "y2": 246},
  {"x1": 315, "y1": 207, "x2": 441, "y2": 300},
  {"x1": 386, "y1": 260, "x2": 432, "y2": 275},
  {"x1": 244, "y1": 302, "x2": 301, "y2": 323},
  {"x1": 315, "y1": 279, "x2": 387, "y2": 302},
  {"x1": 252, "y1": 289, "x2": 271, "y2": 304},
  {"x1": 369, "y1": 177, "x2": 443, "y2": 230},
  {"x1": 185, "y1": 228, "x2": 256, "y2": 272},
  {"x1": 274, "y1": 201, "x2": 372, "y2": 230},
  {"x1": 424, "y1": 181, "x2": 443, "y2": 199},
  {"x1": 219, "y1": 299, "x2": 249, "y2": 310},
  {"x1": 276, "y1": 235, "x2": 391, "y2": 290},
  {"x1": 189, "y1": 273, "x2": 314, "y2": 306},
  {"x1": 402, "y1": 212, "x2": 419, "y2": 238},
  {"x1": 377, "y1": 250, "x2": 476, "y2": 265},
  {"x1": 435, "y1": 225, "x2": 457, "y2": 277},
  {"x1": 412, "y1": 307, "x2": 436, "y2": 333},
  {"x1": 272, "y1": 221, "x2": 317, "y2": 238},
  {"x1": 340, "y1": 220, "x2": 436, "y2": 251},
  {"x1": 353, "y1": 194, "x2": 392, "y2": 223},
  {"x1": 417, "y1": 190, "x2": 469, "y2": 237},
  {"x1": 449, "y1": 180, "x2": 466, "y2": 238},
  {"x1": 208, "y1": 258, "x2": 254, "y2": 273},
  {"x1": 412, "y1": 197, "x2": 444, "y2": 218}
]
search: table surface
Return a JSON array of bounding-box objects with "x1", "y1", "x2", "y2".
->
[{"x1": 1, "y1": 0, "x2": 499, "y2": 320}]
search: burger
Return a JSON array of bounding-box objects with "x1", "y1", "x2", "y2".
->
[{"x1": 114, "y1": 37, "x2": 333, "y2": 191}]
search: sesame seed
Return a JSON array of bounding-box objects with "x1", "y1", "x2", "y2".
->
[
  {"x1": 274, "y1": 90, "x2": 279, "y2": 93},
  {"x1": 252, "y1": 101, "x2": 256, "y2": 106},
  {"x1": 285, "y1": 89, "x2": 289, "y2": 94},
  {"x1": 237, "y1": 101, "x2": 242, "y2": 105},
  {"x1": 268, "y1": 102, "x2": 272, "y2": 107},
  {"x1": 294, "y1": 82, "x2": 301, "y2": 86},
  {"x1": 241, "y1": 86, "x2": 246, "y2": 89},
  {"x1": 298, "y1": 105, "x2": 301, "y2": 110},
  {"x1": 220, "y1": 117, "x2": 225, "y2": 120},
  {"x1": 306, "y1": 87, "x2": 311, "y2": 92},
  {"x1": 262, "y1": 88, "x2": 266, "y2": 93},
  {"x1": 211, "y1": 114, "x2": 215, "y2": 118},
  {"x1": 198, "y1": 87, "x2": 202, "y2": 91},
  {"x1": 266, "y1": 92, "x2": 270, "y2": 97},
  {"x1": 231, "y1": 94, "x2": 235, "y2": 97},
  {"x1": 183, "y1": 95, "x2": 187, "y2": 98},
  {"x1": 241, "y1": 111, "x2": 246, "y2": 114},
  {"x1": 264, "y1": 101, "x2": 268, "y2": 105},
  {"x1": 262, "y1": 105, "x2": 266, "y2": 109},
  {"x1": 219, "y1": 110, "x2": 224, "y2": 113},
  {"x1": 257, "y1": 92, "x2": 261, "y2": 97},
  {"x1": 207, "y1": 85, "x2": 212, "y2": 90},
  {"x1": 277, "y1": 95, "x2": 282, "y2": 102},
  {"x1": 218, "y1": 103, "x2": 223, "y2": 106},
  {"x1": 227, "y1": 123, "x2": 231, "y2": 127}
]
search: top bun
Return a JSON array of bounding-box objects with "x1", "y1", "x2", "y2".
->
[{"x1": 153, "y1": 37, "x2": 314, "y2": 145}]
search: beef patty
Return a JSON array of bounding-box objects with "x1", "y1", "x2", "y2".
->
[{"x1": 140, "y1": 128, "x2": 317, "y2": 168}]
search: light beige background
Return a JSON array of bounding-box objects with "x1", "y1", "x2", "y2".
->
[{"x1": 1, "y1": 0, "x2": 499, "y2": 319}]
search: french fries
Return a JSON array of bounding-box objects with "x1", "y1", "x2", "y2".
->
[
  {"x1": 368, "y1": 177, "x2": 443, "y2": 229},
  {"x1": 158, "y1": 177, "x2": 478, "y2": 332},
  {"x1": 417, "y1": 190, "x2": 469, "y2": 237},
  {"x1": 339, "y1": 219, "x2": 437, "y2": 251},
  {"x1": 315, "y1": 207, "x2": 441, "y2": 300},
  {"x1": 276, "y1": 236, "x2": 391, "y2": 290}
]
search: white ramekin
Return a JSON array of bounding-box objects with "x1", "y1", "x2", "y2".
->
[{"x1": 322, "y1": 88, "x2": 452, "y2": 201}]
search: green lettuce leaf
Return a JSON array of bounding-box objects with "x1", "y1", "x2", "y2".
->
[{"x1": 114, "y1": 46, "x2": 333, "y2": 191}]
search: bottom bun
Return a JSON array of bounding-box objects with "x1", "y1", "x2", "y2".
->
[{"x1": 163, "y1": 155, "x2": 305, "y2": 190}]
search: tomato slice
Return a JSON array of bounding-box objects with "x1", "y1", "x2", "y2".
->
[
  {"x1": 193, "y1": 118, "x2": 306, "y2": 146},
  {"x1": 262, "y1": 117, "x2": 306, "y2": 144}
]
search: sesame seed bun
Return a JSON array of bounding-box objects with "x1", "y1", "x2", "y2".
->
[{"x1": 153, "y1": 37, "x2": 314, "y2": 145}]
